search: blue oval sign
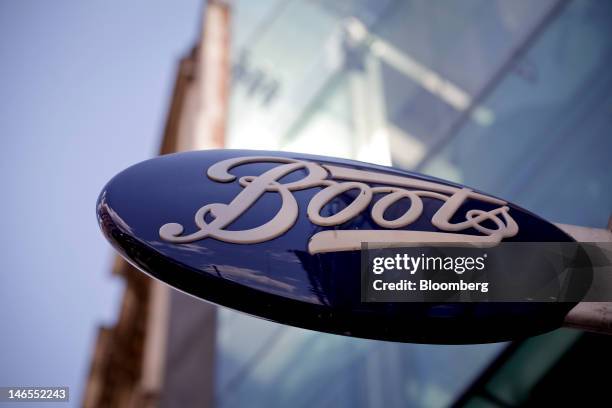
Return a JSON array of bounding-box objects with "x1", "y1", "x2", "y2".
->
[{"x1": 97, "y1": 150, "x2": 576, "y2": 343}]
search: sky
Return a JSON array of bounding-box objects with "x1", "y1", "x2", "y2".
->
[{"x1": 0, "y1": 0, "x2": 201, "y2": 403}]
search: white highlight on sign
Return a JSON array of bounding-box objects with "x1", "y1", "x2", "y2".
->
[{"x1": 159, "y1": 156, "x2": 518, "y2": 254}]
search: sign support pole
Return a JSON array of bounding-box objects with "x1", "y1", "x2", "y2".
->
[{"x1": 558, "y1": 219, "x2": 612, "y2": 335}]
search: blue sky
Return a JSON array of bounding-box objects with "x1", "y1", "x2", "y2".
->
[{"x1": 0, "y1": 0, "x2": 201, "y2": 403}]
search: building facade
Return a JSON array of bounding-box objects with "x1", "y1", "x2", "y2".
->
[{"x1": 85, "y1": 1, "x2": 612, "y2": 407}]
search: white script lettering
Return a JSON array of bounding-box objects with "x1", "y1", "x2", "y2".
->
[{"x1": 159, "y1": 156, "x2": 519, "y2": 254}]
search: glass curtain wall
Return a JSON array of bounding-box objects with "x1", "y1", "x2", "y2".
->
[{"x1": 217, "y1": 1, "x2": 612, "y2": 407}]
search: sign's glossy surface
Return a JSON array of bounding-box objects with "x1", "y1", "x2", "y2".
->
[{"x1": 97, "y1": 150, "x2": 575, "y2": 343}]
